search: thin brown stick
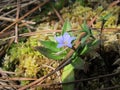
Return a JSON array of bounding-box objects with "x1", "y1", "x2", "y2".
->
[
  {"x1": 0, "y1": 30, "x2": 14, "y2": 39},
  {"x1": 15, "y1": 0, "x2": 20, "y2": 43},
  {"x1": 99, "y1": 85, "x2": 120, "y2": 90},
  {"x1": 0, "y1": 70, "x2": 15, "y2": 75},
  {"x1": 0, "y1": 84, "x2": 60, "y2": 89},
  {"x1": 0, "y1": 0, "x2": 50, "y2": 33},
  {"x1": 0, "y1": 77, "x2": 37, "y2": 81},
  {"x1": 19, "y1": 28, "x2": 120, "y2": 37},
  {"x1": 0, "y1": 85, "x2": 21, "y2": 88},
  {"x1": 0, "y1": 16, "x2": 36, "y2": 24},
  {"x1": 51, "y1": 5, "x2": 64, "y2": 25},
  {"x1": 0, "y1": 37, "x2": 14, "y2": 58},
  {"x1": 0, "y1": 27, "x2": 119, "y2": 41},
  {"x1": 108, "y1": 0, "x2": 120, "y2": 8}
]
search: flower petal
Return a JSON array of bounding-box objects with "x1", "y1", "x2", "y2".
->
[
  {"x1": 57, "y1": 43, "x2": 65, "y2": 48},
  {"x1": 68, "y1": 37, "x2": 76, "y2": 43},
  {"x1": 55, "y1": 32, "x2": 76, "y2": 48},
  {"x1": 63, "y1": 32, "x2": 71, "y2": 41},
  {"x1": 66, "y1": 43, "x2": 72, "y2": 48},
  {"x1": 55, "y1": 36, "x2": 63, "y2": 44}
]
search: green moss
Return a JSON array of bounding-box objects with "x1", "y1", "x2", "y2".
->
[
  {"x1": 60, "y1": 2, "x2": 119, "y2": 29},
  {"x1": 3, "y1": 36, "x2": 46, "y2": 79}
]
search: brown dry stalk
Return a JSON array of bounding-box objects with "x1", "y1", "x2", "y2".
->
[
  {"x1": 0, "y1": 77, "x2": 36, "y2": 81},
  {"x1": 0, "y1": 85, "x2": 21, "y2": 88},
  {"x1": 0, "y1": 16, "x2": 36, "y2": 24},
  {"x1": 51, "y1": 5, "x2": 64, "y2": 25},
  {"x1": 0, "y1": 27, "x2": 119, "y2": 40},
  {"x1": 18, "y1": 28, "x2": 119, "y2": 37},
  {"x1": 99, "y1": 85, "x2": 120, "y2": 90},
  {"x1": 108, "y1": 0, "x2": 120, "y2": 8},
  {"x1": 15, "y1": 0, "x2": 20, "y2": 43}
]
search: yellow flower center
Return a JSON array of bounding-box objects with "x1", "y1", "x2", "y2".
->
[{"x1": 64, "y1": 41, "x2": 68, "y2": 45}]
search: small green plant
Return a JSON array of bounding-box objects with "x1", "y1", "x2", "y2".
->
[{"x1": 37, "y1": 20, "x2": 99, "y2": 90}]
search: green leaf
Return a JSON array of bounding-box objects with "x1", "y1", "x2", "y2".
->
[
  {"x1": 62, "y1": 64, "x2": 74, "y2": 90},
  {"x1": 81, "y1": 21, "x2": 89, "y2": 33},
  {"x1": 87, "y1": 39, "x2": 99, "y2": 48},
  {"x1": 80, "y1": 45, "x2": 88, "y2": 55},
  {"x1": 104, "y1": 13, "x2": 112, "y2": 20},
  {"x1": 40, "y1": 40, "x2": 60, "y2": 52},
  {"x1": 81, "y1": 35, "x2": 89, "y2": 44},
  {"x1": 35, "y1": 46, "x2": 64, "y2": 60},
  {"x1": 100, "y1": 13, "x2": 112, "y2": 21},
  {"x1": 71, "y1": 57, "x2": 84, "y2": 70},
  {"x1": 91, "y1": 39, "x2": 100, "y2": 46},
  {"x1": 81, "y1": 21, "x2": 93, "y2": 36},
  {"x1": 62, "y1": 20, "x2": 71, "y2": 35}
]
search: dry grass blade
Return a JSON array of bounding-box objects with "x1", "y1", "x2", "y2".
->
[
  {"x1": 0, "y1": 77, "x2": 37, "y2": 81},
  {"x1": 0, "y1": 16, "x2": 36, "y2": 24}
]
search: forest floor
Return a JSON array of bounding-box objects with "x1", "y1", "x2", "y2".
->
[{"x1": 0, "y1": 0, "x2": 120, "y2": 90}]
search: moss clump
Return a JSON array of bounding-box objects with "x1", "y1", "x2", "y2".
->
[
  {"x1": 60, "y1": 2, "x2": 120, "y2": 29},
  {"x1": 3, "y1": 36, "x2": 51, "y2": 79}
]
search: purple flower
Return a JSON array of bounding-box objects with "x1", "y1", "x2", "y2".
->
[{"x1": 55, "y1": 32, "x2": 76, "y2": 48}]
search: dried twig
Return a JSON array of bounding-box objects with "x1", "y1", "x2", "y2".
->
[
  {"x1": 15, "y1": 0, "x2": 20, "y2": 43},
  {"x1": 0, "y1": 39, "x2": 14, "y2": 58},
  {"x1": 99, "y1": 85, "x2": 120, "y2": 90},
  {"x1": 108, "y1": 0, "x2": 120, "y2": 8},
  {"x1": 0, "y1": 85, "x2": 21, "y2": 88},
  {"x1": 0, "y1": 27, "x2": 119, "y2": 41},
  {"x1": 18, "y1": 28, "x2": 120, "y2": 37},
  {"x1": 0, "y1": 71, "x2": 15, "y2": 75},
  {"x1": 0, "y1": 16, "x2": 36, "y2": 24},
  {"x1": 0, "y1": 77, "x2": 37, "y2": 81},
  {"x1": 51, "y1": 5, "x2": 64, "y2": 25}
]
